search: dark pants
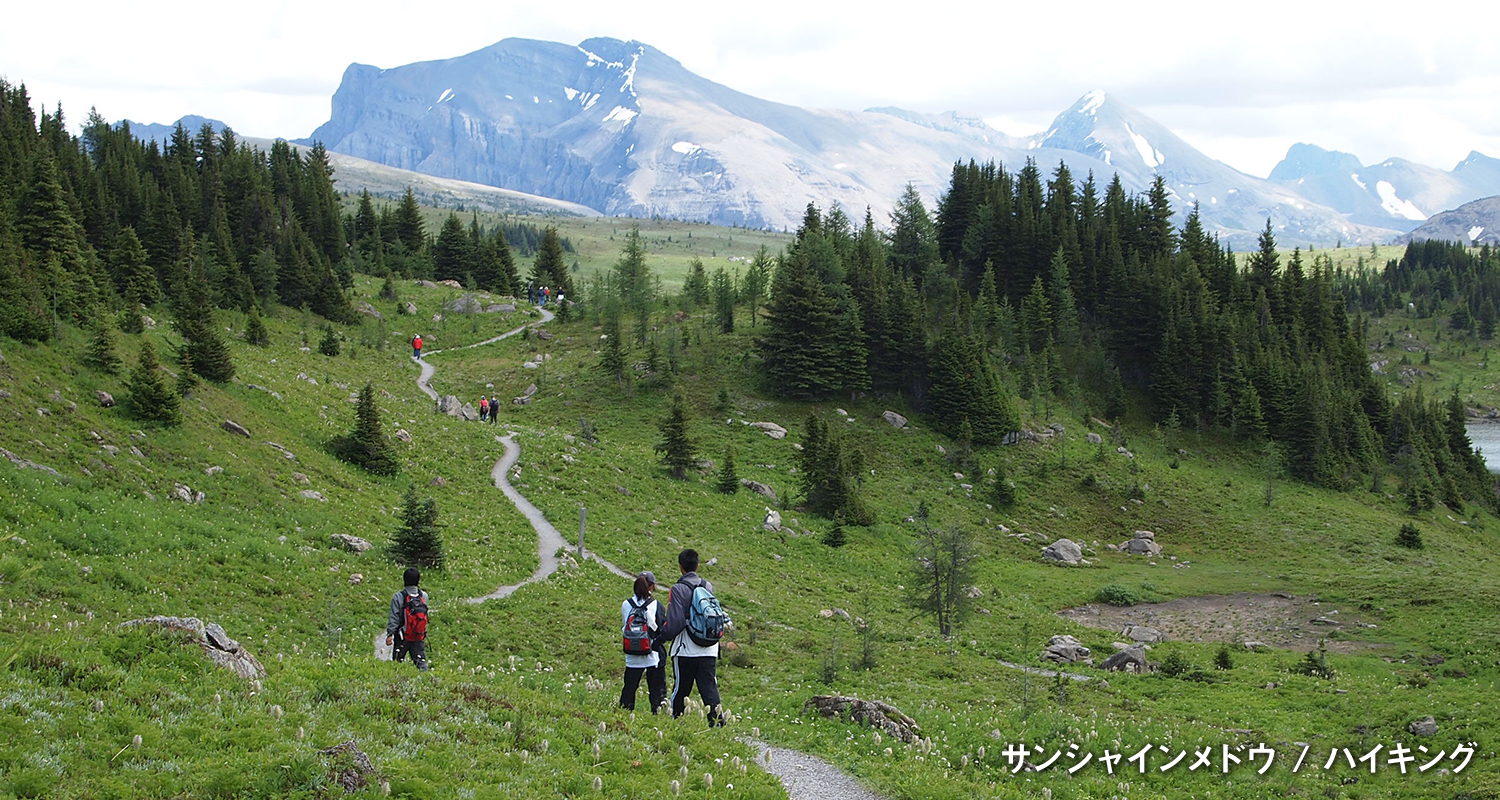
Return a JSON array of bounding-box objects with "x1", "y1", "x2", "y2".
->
[
  {"x1": 393, "y1": 636, "x2": 429, "y2": 671},
  {"x1": 620, "y1": 662, "x2": 666, "y2": 712},
  {"x1": 670, "y1": 655, "x2": 722, "y2": 725}
]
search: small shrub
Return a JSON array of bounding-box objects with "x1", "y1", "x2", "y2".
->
[
  {"x1": 1096, "y1": 584, "x2": 1143, "y2": 606},
  {"x1": 1159, "y1": 650, "x2": 1191, "y2": 677},
  {"x1": 1214, "y1": 644, "x2": 1234, "y2": 670},
  {"x1": 1397, "y1": 522, "x2": 1424, "y2": 549},
  {"x1": 318, "y1": 326, "x2": 341, "y2": 357},
  {"x1": 1293, "y1": 641, "x2": 1336, "y2": 679},
  {"x1": 823, "y1": 524, "x2": 846, "y2": 548}
]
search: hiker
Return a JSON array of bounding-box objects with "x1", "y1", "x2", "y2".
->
[
  {"x1": 620, "y1": 571, "x2": 666, "y2": 713},
  {"x1": 412, "y1": 334, "x2": 423, "y2": 360},
  {"x1": 489, "y1": 395, "x2": 499, "y2": 423},
  {"x1": 385, "y1": 567, "x2": 430, "y2": 671},
  {"x1": 479, "y1": 396, "x2": 489, "y2": 422},
  {"x1": 659, "y1": 548, "x2": 726, "y2": 725}
]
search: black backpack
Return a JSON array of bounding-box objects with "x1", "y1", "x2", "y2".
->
[{"x1": 622, "y1": 597, "x2": 652, "y2": 655}]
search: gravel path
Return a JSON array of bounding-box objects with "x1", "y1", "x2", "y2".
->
[{"x1": 747, "y1": 740, "x2": 886, "y2": 800}]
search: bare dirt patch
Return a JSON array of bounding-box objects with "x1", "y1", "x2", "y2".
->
[{"x1": 1057, "y1": 593, "x2": 1386, "y2": 653}]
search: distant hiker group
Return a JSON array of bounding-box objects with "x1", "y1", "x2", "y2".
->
[
  {"x1": 527, "y1": 284, "x2": 563, "y2": 308},
  {"x1": 477, "y1": 394, "x2": 500, "y2": 423},
  {"x1": 619, "y1": 549, "x2": 729, "y2": 725}
]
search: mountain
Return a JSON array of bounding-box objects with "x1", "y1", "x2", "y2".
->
[
  {"x1": 1398, "y1": 195, "x2": 1500, "y2": 246},
  {"x1": 1268, "y1": 144, "x2": 1500, "y2": 232},
  {"x1": 304, "y1": 37, "x2": 1441, "y2": 247},
  {"x1": 1028, "y1": 92, "x2": 1396, "y2": 246},
  {"x1": 117, "y1": 114, "x2": 230, "y2": 147}
]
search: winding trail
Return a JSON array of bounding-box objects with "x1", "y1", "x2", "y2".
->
[
  {"x1": 747, "y1": 741, "x2": 885, "y2": 800},
  {"x1": 411, "y1": 308, "x2": 632, "y2": 604}
]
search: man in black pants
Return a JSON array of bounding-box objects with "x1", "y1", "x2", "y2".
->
[
  {"x1": 385, "y1": 567, "x2": 430, "y2": 671},
  {"x1": 657, "y1": 548, "x2": 723, "y2": 726}
]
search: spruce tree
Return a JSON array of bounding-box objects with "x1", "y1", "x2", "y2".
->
[
  {"x1": 654, "y1": 393, "x2": 696, "y2": 479},
  {"x1": 174, "y1": 245, "x2": 235, "y2": 383},
  {"x1": 432, "y1": 213, "x2": 472, "y2": 283},
  {"x1": 318, "y1": 325, "x2": 341, "y2": 356},
  {"x1": 245, "y1": 304, "x2": 269, "y2": 346},
  {"x1": 712, "y1": 266, "x2": 735, "y2": 333},
  {"x1": 597, "y1": 316, "x2": 627, "y2": 388},
  {"x1": 717, "y1": 444, "x2": 740, "y2": 494},
  {"x1": 336, "y1": 382, "x2": 399, "y2": 476},
  {"x1": 83, "y1": 307, "x2": 122, "y2": 374},
  {"x1": 682, "y1": 257, "x2": 709, "y2": 307},
  {"x1": 175, "y1": 348, "x2": 197, "y2": 398},
  {"x1": 392, "y1": 484, "x2": 444, "y2": 569},
  {"x1": 126, "y1": 339, "x2": 181, "y2": 426}
]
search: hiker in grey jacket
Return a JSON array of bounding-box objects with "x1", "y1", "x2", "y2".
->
[
  {"x1": 385, "y1": 567, "x2": 429, "y2": 671},
  {"x1": 657, "y1": 548, "x2": 723, "y2": 725}
]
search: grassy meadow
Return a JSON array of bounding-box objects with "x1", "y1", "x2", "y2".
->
[{"x1": 2, "y1": 233, "x2": 1499, "y2": 799}]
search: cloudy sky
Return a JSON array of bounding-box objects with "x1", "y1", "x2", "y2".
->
[{"x1": 4, "y1": 0, "x2": 1496, "y2": 178}]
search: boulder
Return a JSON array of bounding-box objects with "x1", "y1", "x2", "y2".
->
[
  {"x1": 437, "y1": 279, "x2": 464, "y2": 289},
  {"x1": 96, "y1": 390, "x2": 115, "y2": 408},
  {"x1": 1122, "y1": 531, "x2": 1163, "y2": 556},
  {"x1": 437, "y1": 395, "x2": 462, "y2": 416},
  {"x1": 1042, "y1": 634, "x2": 1093, "y2": 665},
  {"x1": 1408, "y1": 716, "x2": 1438, "y2": 736},
  {"x1": 740, "y1": 479, "x2": 778, "y2": 502},
  {"x1": 1122, "y1": 624, "x2": 1165, "y2": 644},
  {"x1": 223, "y1": 420, "x2": 253, "y2": 438},
  {"x1": 881, "y1": 410, "x2": 908, "y2": 429},
  {"x1": 762, "y1": 509, "x2": 783, "y2": 532},
  {"x1": 512, "y1": 395, "x2": 533, "y2": 406},
  {"x1": 429, "y1": 476, "x2": 447, "y2": 487},
  {"x1": 403, "y1": 302, "x2": 418, "y2": 316},
  {"x1": 300, "y1": 490, "x2": 328, "y2": 502},
  {"x1": 319, "y1": 740, "x2": 379, "y2": 794},
  {"x1": 394, "y1": 429, "x2": 412, "y2": 443},
  {"x1": 119, "y1": 616, "x2": 264, "y2": 680},
  {"x1": 1101, "y1": 644, "x2": 1150, "y2": 672},
  {"x1": 489, "y1": 303, "x2": 517, "y2": 313},
  {"x1": 803, "y1": 695, "x2": 920, "y2": 743},
  {"x1": 1041, "y1": 538, "x2": 1084, "y2": 564},
  {"x1": 266, "y1": 442, "x2": 297, "y2": 461},
  {"x1": 536, "y1": 329, "x2": 553, "y2": 341},
  {"x1": 459, "y1": 403, "x2": 480, "y2": 422},
  {"x1": 444, "y1": 293, "x2": 484, "y2": 314},
  {"x1": 291, "y1": 472, "x2": 310, "y2": 485},
  {"x1": 355, "y1": 301, "x2": 384, "y2": 320},
  {"x1": 524, "y1": 383, "x2": 538, "y2": 397},
  {"x1": 205, "y1": 466, "x2": 223, "y2": 476},
  {"x1": 171, "y1": 483, "x2": 205, "y2": 504},
  {"x1": 330, "y1": 533, "x2": 371, "y2": 552},
  {"x1": 349, "y1": 573, "x2": 364, "y2": 585},
  {"x1": 0, "y1": 446, "x2": 61, "y2": 477},
  {"x1": 1086, "y1": 432, "x2": 1103, "y2": 444},
  {"x1": 750, "y1": 422, "x2": 787, "y2": 439}
]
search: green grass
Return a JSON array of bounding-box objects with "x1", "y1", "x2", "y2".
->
[{"x1": 4, "y1": 262, "x2": 1500, "y2": 799}]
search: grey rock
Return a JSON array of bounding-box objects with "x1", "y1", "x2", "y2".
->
[
  {"x1": 171, "y1": 483, "x2": 204, "y2": 504},
  {"x1": 437, "y1": 395, "x2": 462, "y2": 416},
  {"x1": 403, "y1": 301, "x2": 419, "y2": 316},
  {"x1": 394, "y1": 429, "x2": 412, "y2": 443},
  {"x1": 1122, "y1": 624, "x2": 1165, "y2": 644},
  {"x1": 245, "y1": 384, "x2": 283, "y2": 401},
  {"x1": 265, "y1": 442, "x2": 297, "y2": 461},
  {"x1": 1086, "y1": 432, "x2": 1103, "y2": 444},
  {"x1": 0, "y1": 389, "x2": 9, "y2": 398},
  {"x1": 300, "y1": 490, "x2": 328, "y2": 502},
  {"x1": 524, "y1": 383, "x2": 538, "y2": 397},
  {"x1": 96, "y1": 390, "x2": 115, "y2": 407},
  {"x1": 444, "y1": 293, "x2": 484, "y2": 314},
  {"x1": 882, "y1": 410, "x2": 908, "y2": 429},
  {"x1": 490, "y1": 303, "x2": 517, "y2": 313},
  {"x1": 459, "y1": 403, "x2": 480, "y2": 422},
  {"x1": 291, "y1": 472, "x2": 311, "y2": 485},
  {"x1": 119, "y1": 616, "x2": 264, "y2": 680},
  {"x1": 222, "y1": 420, "x2": 251, "y2": 438},
  {"x1": 0, "y1": 446, "x2": 61, "y2": 476},
  {"x1": 536, "y1": 329, "x2": 553, "y2": 341},
  {"x1": 763, "y1": 509, "x2": 783, "y2": 532},
  {"x1": 330, "y1": 533, "x2": 372, "y2": 552},
  {"x1": 1041, "y1": 538, "x2": 1084, "y2": 564},
  {"x1": 356, "y1": 301, "x2": 384, "y2": 320},
  {"x1": 750, "y1": 421, "x2": 787, "y2": 439},
  {"x1": 1042, "y1": 634, "x2": 1093, "y2": 665},
  {"x1": 1101, "y1": 645, "x2": 1150, "y2": 672},
  {"x1": 740, "y1": 479, "x2": 778, "y2": 502},
  {"x1": 1408, "y1": 716, "x2": 1438, "y2": 736},
  {"x1": 512, "y1": 395, "x2": 533, "y2": 405},
  {"x1": 429, "y1": 476, "x2": 447, "y2": 487},
  {"x1": 205, "y1": 466, "x2": 223, "y2": 476}
]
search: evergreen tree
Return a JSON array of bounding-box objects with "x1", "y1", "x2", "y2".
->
[
  {"x1": 712, "y1": 266, "x2": 735, "y2": 333},
  {"x1": 392, "y1": 484, "x2": 444, "y2": 569},
  {"x1": 335, "y1": 382, "x2": 399, "y2": 476},
  {"x1": 531, "y1": 226, "x2": 575, "y2": 297},
  {"x1": 174, "y1": 242, "x2": 236, "y2": 383},
  {"x1": 654, "y1": 393, "x2": 697, "y2": 479},
  {"x1": 682, "y1": 257, "x2": 709, "y2": 307},
  {"x1": 110, "y1": 227, "x2": 160, "y2": 309},
  {"x1": 126, "y1": 339, "x2": 181, "y2": 426},
  {"x1": 82, "y1": 306, "x2": 121, "y2": 374},
  {"x1": 1048, "y1": 247, "x2": 1080, "y2": 347},
  {"x1": 597, "y1": 315, "x2": 627, "y2": 388},
  {"x1": 245, "y1": 303, "x2": 269, "y2": 346},
  {"x1": 394, "y1": 187, "x2": 426, "y2": 254},
  {"x1": 175, "y1": 347, "x2": 197, "y2": 398},
  {"x1": 717, "y1": 444, "x2": 740, "y2": 494},
  {"x1": 907, "y1": 523, "x2": 977, "y2": 638},
  {"x1": 318, "y1": 324, "x2": 341, "y2": 356},
  {"x1": 1020, "y1": 274, "x2": 1053, "y2": 354},
  {"x1": 432, "y1": 213, "x2": 472, "y2": 283},
  {"x1": 742, "y1": 245, "x2": 772, "y2": 327}
]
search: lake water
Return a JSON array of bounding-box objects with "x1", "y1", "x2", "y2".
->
[{"x1": 1467, "y1": 425, "x2": 1500, "y2": 473}]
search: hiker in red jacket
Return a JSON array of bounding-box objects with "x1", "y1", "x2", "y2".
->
[{"x1": 412, "y1": 334, "x2": 423, "y2": 360}]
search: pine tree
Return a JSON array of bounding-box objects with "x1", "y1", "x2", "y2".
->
[
  {"x1": 532, "y1": 226, "x2": 575, "y2": 297},
  {"x1": 432, "y1": 213, "x2": 472, "y2": 283},
  {"x1": 335, "y1": 382, "x2": 399, "y2": 476},
  {"x1": 318, "y1": 325, "x2": 341, "y2": 356},
  {"x1": 174, "y1": 244, "x2": 235, "y2": 383},
  {"x1": 597, "y1": 316, "x2": 627, "y2": 388},
  {"x1": 126, "y1": 339, "x2": 181, "y2": 426},
  {"x1": 392, "y1": 484, "x2": 444, "y2": 569},
  {"x1": 742, "y1": 245, "x2": 772, "y2": 327},
  {"x1": 82, "y1": 307, "x2": 121, "y2": 374},
  {"x1": 712, "y1": 266, "x2": 735, "y2": 333},
  {"x1": 717, "y1": 444, "x2": 740, "y2": 494},
  {"x1": 654, "y1": 393, "x2": 697, "y2": 479},
  {"x1": 682, "y1": 257, "x2": 709, "y2": 307},
  {"x1": 175, "y1": 347, "x2": 197, "y2": 398},
  {"x1": 394, "y1": 188, "x2": 425, "y2": 255},
  {"x1": 245, "y1": 303, "x2": 269, "y2": 346}
]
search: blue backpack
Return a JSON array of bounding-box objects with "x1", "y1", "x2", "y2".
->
[{"x1": 679, "y1": 580, "x2": 727, "y2": 647}]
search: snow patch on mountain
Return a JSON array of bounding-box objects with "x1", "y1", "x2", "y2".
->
[
  {"x1": 1376, "y1": 180, "x2": 1427, "y2": 220},
  {"x1": 1079, "y1": 90, "x2": 1107, "y2": 116},
  {"x1": 564, "y1": 87, "x2": 578, "y2": 101},
  {"x1": 1125, "y1": 123, "x2": 1163, "y2": 168},
  {"x1": 602, "y1": 106, "x2": 638, "y2": 124},
  {"x1": 1471, "y1": 225, "x2": 1486, "y2": 241},
  {"x1": 672, "y1": 141, "x2": 700, "y2": 155},
  {"x1": 1351, "y1": 173, "x2": 1366, "y2": 190},
  {"x1": 437, "y1": 88, "x2": 455, "y2": 104}
]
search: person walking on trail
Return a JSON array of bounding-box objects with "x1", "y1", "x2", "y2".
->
[
  {"x1": 479, "y1": 396, "x2": 489, "y2": 422},
  {"x1": 659, "y1": 549, "x2": 726, "y2": 725},
  {"x1": 412, "y1": 334, "x2": 423, "y2": 360},
  {"x1": 620, "y1": 571, "x2": 667, "y2": 713},
  {"x1": 489, "y1": 395, "x2": 499, "y2": 423},
  {"x1": 386, "y1": 567, "x2": 430, "y2": 671}
]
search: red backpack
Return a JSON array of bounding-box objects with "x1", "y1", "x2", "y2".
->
[{"x1": 401, "y1": 591, "x2": 428, "y2": 642}]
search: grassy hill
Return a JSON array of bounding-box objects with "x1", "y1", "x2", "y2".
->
[{"x1": 4, "y1": 248, "x2": 1500, "y2": 799}]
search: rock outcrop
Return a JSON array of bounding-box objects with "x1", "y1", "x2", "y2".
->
[{"x1": 119, "y1": 616, "x2": 265, "y2": 680}]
